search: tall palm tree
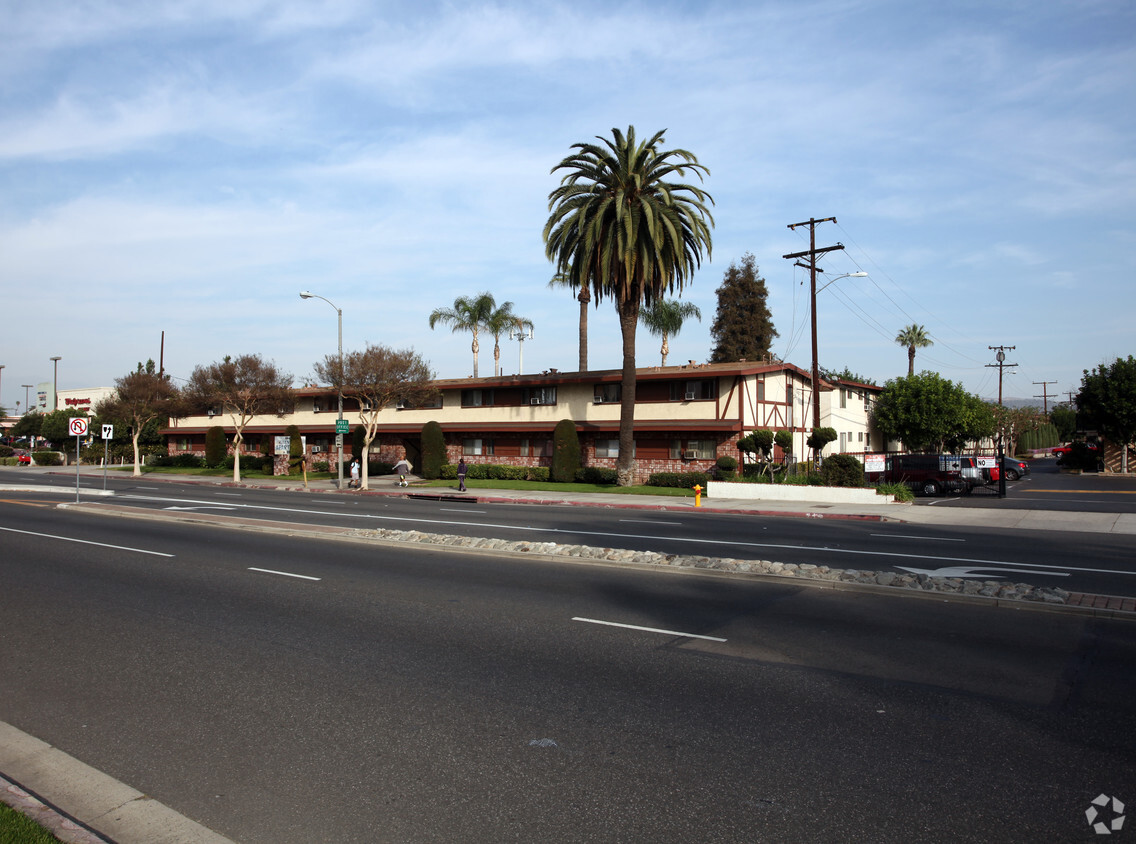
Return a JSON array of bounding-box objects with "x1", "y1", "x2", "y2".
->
[
  {"x1": 429, "y1": 292, "x2": 496, "y2": 378},
  {"x1": 544, "y1": 126, "x2": 714, "y2": 486},
  {"x1": 547, "y1": 271, "x2": 591, "y2": 372},
  {"x1": 640, "y1": 299, "x2": 702, "y2": 367},
  {"x1": 484, "y1": 301, "x2": 533, "y2": 377},
  {"x1": 895, "y1": 323, "x2": 933, "y2": 376}
]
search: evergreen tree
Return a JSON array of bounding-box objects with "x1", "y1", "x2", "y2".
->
[{"x1": 709, "y1": 253, "x2": 777, "y2": 363}]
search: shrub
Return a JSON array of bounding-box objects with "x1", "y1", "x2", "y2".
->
[
  {"x1": 285, "y1": 425, "x2": 302, "y2": 474},
  {"x1": 205, "y1": 426, "x2": 227, "y2": 467},
  {"x1": 648, "y1": 471, "x2": 710, "y2": 488},
  {"x1": 575, "y1": 466, "x2": 619, "y2": 485},
  {"x1": 440, "y1": 463, "x2": 457, "y2": 480},
  {"x1": 32, "y1": 451, "x2": 63, "y2": 466},
  {"x1": 526, "y1": 466, "x2": 550, "y2": 482},
  {"x1": 151, "y1": 453, "x2": 206, "y2": 468},
  {"x1": 489, "y1": 464, "x2": 528, "y2": 480},
  {"x1": 715, "y1": 455, "x2": 738, "y2": 480},
  {"x1": 820, "y1": 454, "x2": 865, "y2": 487},
  {"x1": 421, "y1": 421, "x2": 446, "y2": 479},
  {"x1": 876, "y1": 481, "x2": 914, "y2": 502},
  {"x1": 551, "y1": 419, "x2": 581, "y2": 483},
  {"x1": 368, "y1": 460, "x2": 394, "y2": 477},
  {"x1": 0, "y1": 445, "x2": 12, "y2": 458},
  {"x1": 312, "y1": 460, "x2": 330, "y2": 473}
]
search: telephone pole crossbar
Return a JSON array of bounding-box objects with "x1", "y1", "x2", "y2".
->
[
  {"x1": 783, "y1": 217, "x2": 845, "y2": 432},
  {"x1": 1032, "y1": 380, "x2": 1057, "y2": 414}
]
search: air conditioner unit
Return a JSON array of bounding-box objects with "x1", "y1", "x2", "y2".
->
[
  {"x1": 207, "y1": 409, "x2": 216, "y2": 417},
  {"x1": 593, "y1": 396, "x2": 604, "y2": 404},
  {"x1": 684, "y1": 391, "x2": 696, "y2": 401},
  {"x1": 311, "y1": 445, "x2": 323, "y2": 453},
  {"x1": 313, "y1": 404, "x2": 322, "y2": 413},
  {"x1": 530, "y1": 398, "x2": 541, "y2": 405},
  {"x1": 361, "y1": 402, "x2": 372, "y2": 411}
]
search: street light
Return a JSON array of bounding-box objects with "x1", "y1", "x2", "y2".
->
[
  {"x1": 509, "y1": 324, "x2": 534, "y2": 375},
  {"x1": 300, "y1": 291, "x2": 345, "y2": 490},
  {"x1": 50, "y1": 356, "x2": 62, "y2": 412},
  {"x1": 808, "y1": 271, "x2": 867, "y2": 431},
  {"x1": 22, "y1": 385, "x2": 32, "y2": 413},
  {"x1": 0, "y1": 364, "x2": 5, "y2": 413}
]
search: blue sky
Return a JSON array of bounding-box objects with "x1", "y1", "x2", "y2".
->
[{"x1": 2, "y1": 0, "x2": 1133, "y2": 412}]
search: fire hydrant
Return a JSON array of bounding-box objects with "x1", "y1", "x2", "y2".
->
[{"x1": 692, "y1": 484, "x2": 703, "y2": 507}]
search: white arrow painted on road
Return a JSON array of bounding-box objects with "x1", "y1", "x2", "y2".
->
[{"x1": 896, "y1": 565, "x2": 1070, "y2": 579}]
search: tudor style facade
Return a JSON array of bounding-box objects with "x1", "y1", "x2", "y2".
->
[{"x1": 163, "y1": 361, "x2": 884, "y2": 482}]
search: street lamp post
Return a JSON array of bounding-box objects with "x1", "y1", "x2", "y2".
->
[
  {"x1": 50, "y1": 356, "x2": 62, "y2": 412},
  {"x1": 22, "y1": 385, "x2": 32, "y2": 412},
  {"x1": 300, "y1": 291, "x2": 344, "y2": 490},
  {"x1": 509, "y1": 325, "x2": 534, "y2": 375},
  {"x1": 808, "y1": 272, "x2": 867, "y2": 431}
]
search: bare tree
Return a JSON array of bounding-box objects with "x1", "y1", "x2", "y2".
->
[
  {"x1": 314, "y1": 344, "x2": 436, "y2": 490},
  {"x1": 184, "y1": 354, "x2": 295, "y2": 483},
  {"x1": 95, "y1": 366, "x2": 180, "y2": 477}
]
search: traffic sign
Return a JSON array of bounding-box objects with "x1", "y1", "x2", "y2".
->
[
  {"x1": 335, "y1": 419, "x2": 350, "y2": 435},
  {"x1": 102, "y1": 424, "x2": 114, "y2": 439},
  {"x1": 69, "y1": 417, "x2": 89, "y2": 436}
]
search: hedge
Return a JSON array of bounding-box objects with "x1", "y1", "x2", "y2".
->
[
  {"x1": 648, "y1": 471, "x2": 710, "y2": 488},
  {"x1": 32, "y1": 451, "x2": 63, "y2": 466}
]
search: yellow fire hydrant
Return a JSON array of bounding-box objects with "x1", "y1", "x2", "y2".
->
[{"x1": 692, "y1": 484, "x2": 703, "y2": 507}]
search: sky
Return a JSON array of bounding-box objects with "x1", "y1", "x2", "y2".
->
[{"x1": 2, "y1": 0, "x2": 1134, "y2": 414}]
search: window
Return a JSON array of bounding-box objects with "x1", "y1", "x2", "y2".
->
[
  {"x1": 176, "y1": 437, "x2": 190, "y2": 452},
  {"x1": 397, "y1": 394, "x2": 443, "y2": 410},
  {"x1": 670, "y1": 379, "x2": 716, "y2": 401},
  {"x1": 858, "y1": 431, "x2": 864, "y2": 443},
  {"x1": 594, "y1": 383, "x2": 621, "y2": 404},
  {"x1": 755, "y1": 380, "x2": 766, "y2": 402},
  {"x1": 786, "y1": 382, "x2": 795, "y2": 427},
  {"x1": 461, "y1": 389, "x2": 495, "y2": 407},
  {"x1": 840, "y1": 389, "x2": 848, "y2": 409},
  {"x1": 463, "y1": 438, "x2": 494, "y2": 455},
  {"x1": 683, "y1": 439, "x2": 716, "y2": 460},
  {"x1": 524, "y1": 386, "x2": 557, "y2": 406},
  {"x1": 839, "y1": 432, "x2": 847, "y2": 452},
  {"x1": 595, "y1": 439, "x2": 619, "y2": 458}
]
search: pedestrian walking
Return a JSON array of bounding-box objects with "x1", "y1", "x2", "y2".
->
[
  {"x1": 349, "y1": 459, "x2": 360, "y2": 489},
  {"x1": 457, "y1": 458, "x2": 467, "y2": 492},
  {"x1": 393, "y1": 458, "x2": 411, "y2": 487}
]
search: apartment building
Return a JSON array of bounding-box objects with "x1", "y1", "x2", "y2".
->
[{"x1": 164, "y1": 360, "x2": 884, "y2": 482}]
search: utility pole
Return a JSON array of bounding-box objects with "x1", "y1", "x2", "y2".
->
[
  {"x1": 783, "y1": 217, "x2": 845, "y2": 432},
  {"x1": 986, "y1": 345, "x2": 1017, "y2": 498},
  {"x1": 1032, "y1": 380, "x2": 1057, "y2": 414}
]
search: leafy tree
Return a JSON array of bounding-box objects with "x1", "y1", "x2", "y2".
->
[
  {"x1": 485, "y1": 300, "x2": 533, "y2": 377},
  {"x1": 640, "y1": 299, "x2": 701, "y2": 367},
  {"x1": 544, "y1": 126, "x2": 714, "y2": 486},
  {"x1": 738, "y1": 428, "x2": 776, "y2": 478},
  {"x1": 820, "y1": 366, "x2": 877, "y2": 387},
  {"x1": 421, "y1": 421, "x2": 446, "y2": 479},
  {"x1": 40, "y1": 408, "x2": 89, "y2": 445},
  {"x1": 872, "y1": 372, "x2": 994, "y2": 453},
  {"x1": 806, "y1": 426, "x2": 838, "y2": 466},
  {"x1": 285, "y1": 424, "x2": 302, "y2": 474},
  {"x1": 709, "y1": 253, "x2": 777, "y2": 363},
  {"x1": 11, "y1": 412, "x2": 43, "y2": 440},
  {"x1": 548, "y1": 270, "x2": 591, "y2": 371},
  {"x1": 314, "y1": 343, "x2": 436, "y2": 490},
  {"x1": 429, "y1": 293, "x2": 496, "y2": 378},
  {"x1": 184, "y1": 354, "x2": 295, "y2": 483},
  {"x1": 551, "y1": 419, "x2": 581, "y2": 483},
  {"x1": 894, "y1": 324, "x2": 933, "y2": 376},
  {"x1": 94, "y1": 366, "x2": 179, "y2": 477},
  {"x1": 775, "y1": 430, "x2": 794, "y2": 464},
  {"x1": 1050, "y1": 403, "x2": 1077, "y2": 442},
  {"x1": 205, "y1": 426, "x2": 227, "y2": 467},
  {"x1": 1078, "y1": 355, "x2": 1136, "y2": 473},
  {"x1": 990, "y1": 404, "x2": 1046, "y2": 456}
]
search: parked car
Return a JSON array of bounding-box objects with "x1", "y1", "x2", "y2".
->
[
  {"x1": 1001, "y1": 456, "x2": 1030, "y2": 481},
  {"x1": 14, "y1": 449, "x2": 31, "y2": 465},
  {"x1": 1053, "y1": 442, "x2": 1098, "y2": 457},
  {"x1": 877, "y1": 454, "x2": 968, "y2": 496}
]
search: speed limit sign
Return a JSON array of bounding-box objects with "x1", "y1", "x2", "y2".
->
[{"x1": 69, "y1": 417, "x2": 89, "y2": 436}]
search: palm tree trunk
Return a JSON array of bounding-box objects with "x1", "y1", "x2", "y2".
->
[
  {"x1": 493, "y1": 340, "x2": 501, "y2": 378},
  {"x1": 471, "y1": 332, "x2": 480, "y2": 379},
  {"x1": 660, "y1": 334, "x2": 670, "y2": 367},
  {"x1": 616, "y1": 297, "x2": 639, "y2": 487},
  {"x1": 908, "y1": 346, "x2": 916, "y2": 376},
  {"x1": 578, "y1": 289, "x2": 589, "y2": 372}
]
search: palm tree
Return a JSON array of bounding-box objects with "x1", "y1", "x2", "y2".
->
[
  {"x1": 895, "y1": 324, "x2": 933, "y2": 376},
  {"x1": 640, "y1": 299, "x2": 702, "y2": 367},
  {"x1": 429, "y1": 293, "x2": 496, "y2": 378},
  {"x1": 484, "y1": 301, "x2": 533, "y2": 377},
  {"x1": 544, "y1": 126, "x2": 714, "y2": 486},
  {"x1": 547, "y1": 270, "x2": 591, "y2": 371}
]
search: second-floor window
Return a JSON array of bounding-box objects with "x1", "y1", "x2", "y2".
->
[
  {"x1": 593, "y1": 383, "x2": 621, "y2": 404},
  {"x1": 524, "y1": 387, "x2": 557, "y2": 406},
  {"x1": 671, "y1": 379, "x2": 716, "y2": 401},
  {"x1": 461, "y1": 389, "x2": 493, "y2": 407}
]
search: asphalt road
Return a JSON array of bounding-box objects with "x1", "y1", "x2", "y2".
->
[
  {"x1": 5, "y1": 469, "x2": 1134, "y2": 595},
  {"x1": 2, "y1": 505, "x2": 1134, "y2": 842}
]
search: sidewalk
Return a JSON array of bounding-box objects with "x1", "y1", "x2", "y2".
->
[{"x1": 7, "y1": 464, "x2": 1136, "y2": 535}]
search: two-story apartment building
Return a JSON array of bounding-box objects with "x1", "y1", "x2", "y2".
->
[{"x1": 163, "y1": 360, "x2": 884, "y2": 482}]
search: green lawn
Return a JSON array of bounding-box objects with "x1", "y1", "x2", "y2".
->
[{"x1": 0, "y1": 802, "x2": 63, "y2": 844}]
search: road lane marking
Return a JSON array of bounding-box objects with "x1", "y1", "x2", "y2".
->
[
  {"x1": 572, "y1": 617, "x2": 726, "y2": 642},
  {"x1": 440, "y1": 508, "x2": 486, "y2": 514},
  {"x1": 870, "y1": 534, "x2": 965, "y2": 542},
  {"x1": 619, "y1": 519, "x2": 683, "y2": 525},
  {"x1": 248, "y1": 567, "x2": 321, "y2": 581},
  {"x1": 0, "y1": 525, "x2": 174, "y2": 557},
  {"x1": 117, "y1": 493, "x2": 1129, "y2": 575},
  {"x1": 215, "y1": 492, "x2": 242, "y2": 497},
  {"x1": 896, "y1": 565, "x2": 1070, "y2": 579},
  {"x1": 0, "y1": 498, "x2": 53, "y2": 508},
  {"x1": 163, "y1": 505, "x2": 238, "y2": 512}
]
